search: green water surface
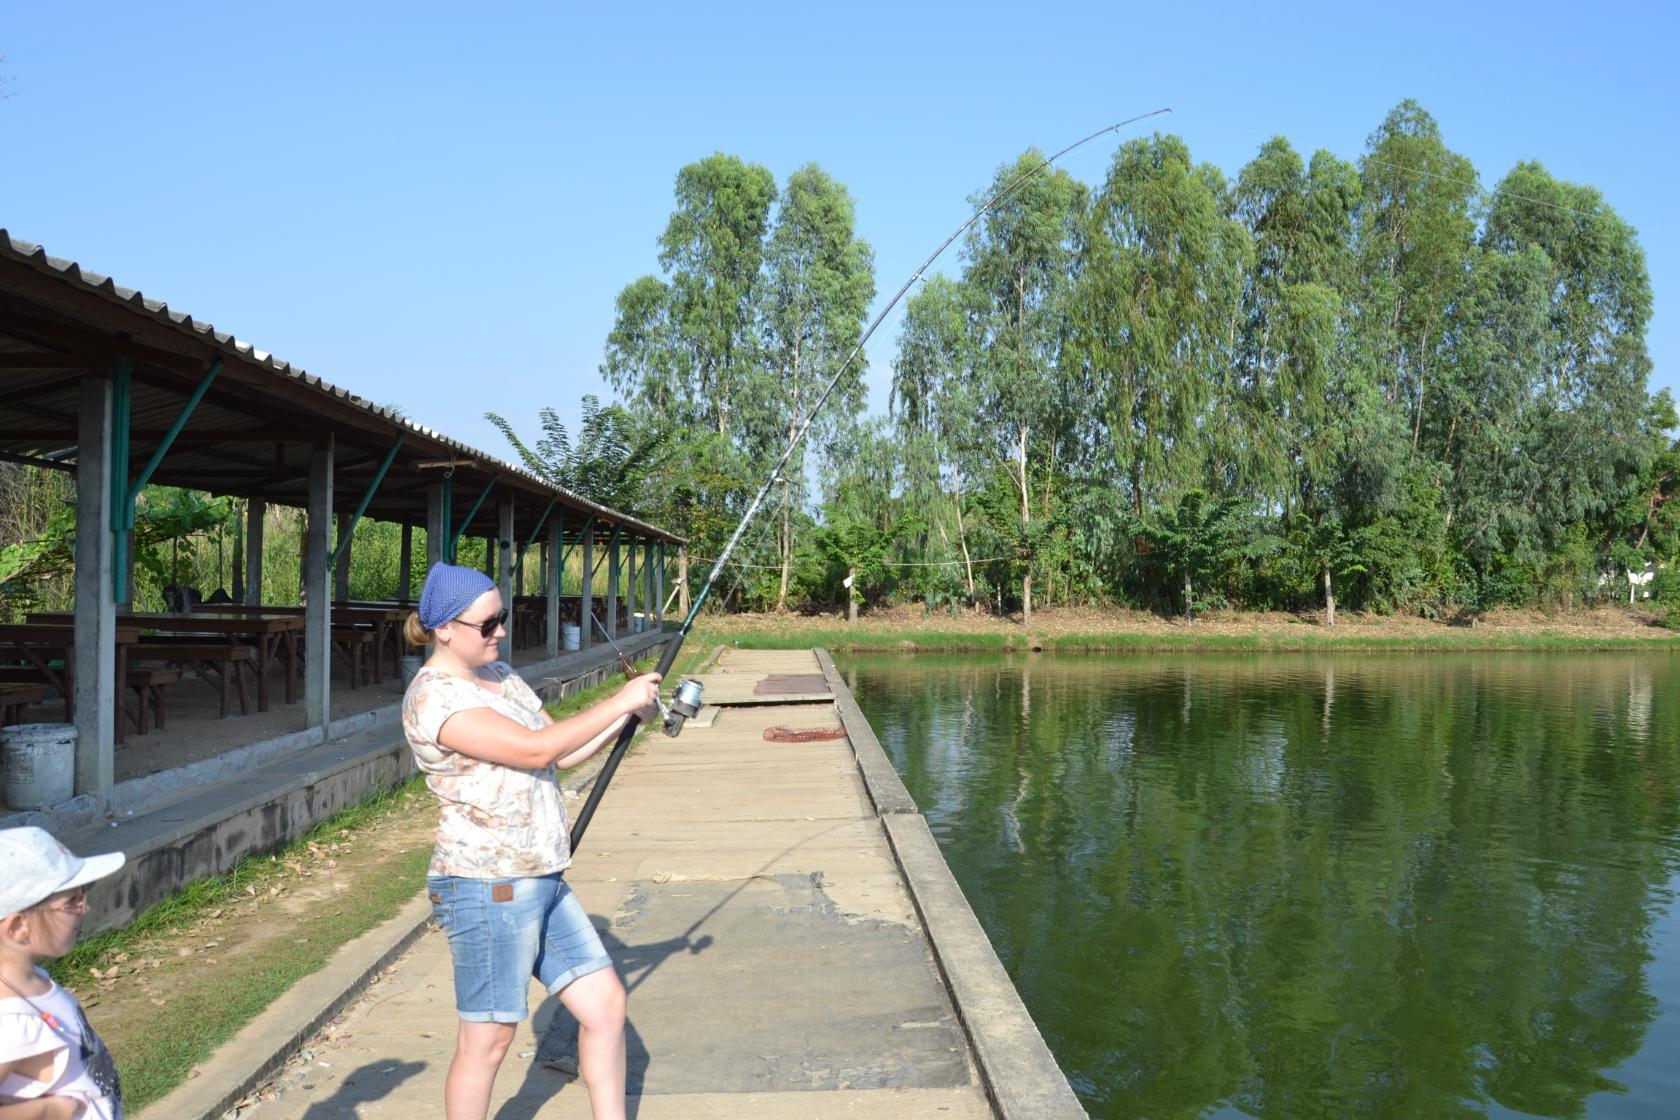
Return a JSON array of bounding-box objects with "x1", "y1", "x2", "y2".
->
[{"x1": 837, "y1": 652, "x2": 1680, "y2": 1120}]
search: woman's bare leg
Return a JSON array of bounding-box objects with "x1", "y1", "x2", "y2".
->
[
  {"x1": 557, "y1": 967, "x2": 628, "y2": 1120},
  {"x1": 445, "y1": 1020, "x2": 516, "y2": 1119}
]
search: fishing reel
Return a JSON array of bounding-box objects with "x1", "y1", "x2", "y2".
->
[{"x1": 662, "y1": 678, "x2": 704, "y2": 737}]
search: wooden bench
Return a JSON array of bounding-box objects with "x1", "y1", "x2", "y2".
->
[
  {"x1": 0, "y1": 682, "x2": 45, "y2": 726},
  {"x1": 330, "y1": 628, "x2": 376, "y2": 688},
  {"x1": 0, "y1": 667, "x2": 55, "y2": 687},
  {"x1": 124, "y1": 668, "x2": 180, "y2": 735},
  {"x1": 128, "y1": 642, "x2": 256, "y2": 718}
]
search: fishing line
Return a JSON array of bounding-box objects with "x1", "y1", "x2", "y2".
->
[{"x1": 569, "y1": 109, "x2": 1171, "y2": 846}]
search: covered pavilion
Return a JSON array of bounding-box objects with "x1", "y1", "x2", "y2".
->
[{"x1": 0, "y1": 230, "x2": 686, "y2": 820}]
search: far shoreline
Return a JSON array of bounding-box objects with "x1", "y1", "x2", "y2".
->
[{"x1": 689, "y1": 603, "x2": 1680, "y2": 655}]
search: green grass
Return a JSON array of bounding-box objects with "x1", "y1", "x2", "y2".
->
[
  {"x1": 50, "y1": 779, "x2": 434, "y2": 1110},
  {"x1": 689, "y1": 623, "x2": 1679, "y2": 654},
  {"x1": 1035, "y1": 629, "x2": 1680, "y2": 653}
]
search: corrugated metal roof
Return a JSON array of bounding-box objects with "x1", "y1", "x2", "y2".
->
[{"x1": 0, "y1": 230, "x2": 682, "y2": 544}]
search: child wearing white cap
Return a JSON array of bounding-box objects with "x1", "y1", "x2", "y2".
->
[{"x1": 0, "y1": 827, "x2": 126, "y2": 1119}]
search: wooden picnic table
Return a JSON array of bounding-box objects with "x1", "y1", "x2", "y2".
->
[
  {"x1": 31, "y1": 611, "x2": 303, "y2": 713},
  {"x1": 0, "y1": 622, "x2": 143, "y2": 742},
  {"x1": 202, "y1": 603, "x2": 409, "y2": 680}
]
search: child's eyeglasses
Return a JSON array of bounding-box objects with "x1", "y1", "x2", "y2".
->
[{"x1": 454, "y1": 608, "x2": 509, "y2": 638}]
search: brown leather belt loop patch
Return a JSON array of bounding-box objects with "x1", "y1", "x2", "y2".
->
[{"x1": 491, "y1": 884, "x2": 514, "y2": 903}]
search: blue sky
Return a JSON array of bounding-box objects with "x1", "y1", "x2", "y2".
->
[{"x1": 3, "y1": 1, "x2": 1675, "y2": 463}]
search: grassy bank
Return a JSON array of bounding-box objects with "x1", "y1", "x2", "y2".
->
[
  {"x1": 50, "y1": 780, "x2": 437, "y2": 1110},
  {"x1": 688, "y1": 604, "x2": 1680, "y2": 654},
  {"x1": 699, "y1": 627, "x2": 1680, "y2": 654}
]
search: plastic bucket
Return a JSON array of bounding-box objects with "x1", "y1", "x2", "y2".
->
[
  {"x1": 2, "y1": 723, "x2": 77, "y2": 810},
  {"x1": 632, "y1": 617, "x2": 645, "y2": 634},
  {"x1": 399, "y1": 655, "x2": 424, "y2": 690},
  {"x1": 562, "y1": 623, "x2": 581, "y2": 651}
]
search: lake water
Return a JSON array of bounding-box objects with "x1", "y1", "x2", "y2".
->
[{"x1": 837, "y1": 652, "x2": 1680, "y2": 1120}]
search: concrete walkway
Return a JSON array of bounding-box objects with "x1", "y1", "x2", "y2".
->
[{"x1": 147, "y1": 647, "x2": 1083, "y2": 1119}]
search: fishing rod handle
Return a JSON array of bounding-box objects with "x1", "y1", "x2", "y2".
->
[{"x1": 570, "y1": 626, "x2": 690, "y2": 847}]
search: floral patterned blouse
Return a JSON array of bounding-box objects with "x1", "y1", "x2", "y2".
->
[{"x1": 402, "y1": 662, "x2": 571, "y2": 877}]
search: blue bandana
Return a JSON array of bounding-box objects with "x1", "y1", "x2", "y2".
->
[{"x1": 418, "y1": 563, "x2": 497, "y2": 630}]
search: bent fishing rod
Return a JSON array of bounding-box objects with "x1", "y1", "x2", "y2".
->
[{"x1": 569, "y1": 108, "x2": 1171, "y2": 847}]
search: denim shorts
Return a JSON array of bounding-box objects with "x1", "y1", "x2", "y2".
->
[{"x1": 427, "y1": 873, "x2": 614, "y2": 1023}]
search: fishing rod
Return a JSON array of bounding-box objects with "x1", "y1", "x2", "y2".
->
[
  {"x1": 569, "y1": 108, "x2": 1171, "y2": 846},
  {"x1": 588, "y1": 607, "x2": 673, "y2": 727}
]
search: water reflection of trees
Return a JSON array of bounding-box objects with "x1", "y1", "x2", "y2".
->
[{"x1": 846, "y1": 653, "x2": 1680, "y2": 1120}]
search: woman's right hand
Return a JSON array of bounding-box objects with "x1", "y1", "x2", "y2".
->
[{"x1": 615, "y1": 672, "x2": 663, "y2": 717}]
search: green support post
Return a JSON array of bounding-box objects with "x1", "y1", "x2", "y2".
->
[
  {"x1": 110, "y1": 358, "x2": 222, "y2": 601},
  {"x1": 448, "y1": 474, "x2": 498, "y2": 560},
  {"x1": 329, "y1": 436, "x2": 405, "y2": 571},
  {"x1": 515, "y1": 499, "x2": 557, "y2": 569}
]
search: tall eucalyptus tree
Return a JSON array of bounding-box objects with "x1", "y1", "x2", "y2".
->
[
  {"x1": 892, "y1": 274, "x2": 983, "y2": 598},
  {"x1": 1482, "y1": 162, "x2": 1656, "y2": 567},
  {"x1": 758, "y1": 164, "x2": 876, "y2": 610},
  {"x1": 1354, "y1": 102, "x2": 1479, "y2": 456},
  {"x1": 1235, "y1": 139, "x2": 1398, "y2": 619},
  {"x1": 1074, "y1": 134, "x2": 1250, "y2": 525},
  {"x1": 602, "y1": 154, "x2": 777, "y2": 439},
  {"x1": 963, "y1": 150, "x2": 1087, "y2": 623},
  {"x1": 599, "y1": 154, "x2": 779, "y2": 561}
]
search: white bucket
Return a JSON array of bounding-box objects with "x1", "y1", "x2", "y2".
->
[
  {"x1": 561, "y1": 623, "x2": 581, "y2": 651},
  {"x1": 399, "y1": 655, "x2": 424, "y2": 690},
  {"x1": 2, "y1": 723, "x2": 76, "y2": 810}
]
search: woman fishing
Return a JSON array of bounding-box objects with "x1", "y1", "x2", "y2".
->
[{"x1": 401, "y1": 561, "x2": 660, "y2": 1120}]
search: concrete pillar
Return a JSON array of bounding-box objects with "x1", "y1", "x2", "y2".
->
[
  {"x1": 335, "y1": 511, "x2": 352, "y2": 602},
  {"x1": 231, "y1": 510, "x2": 245, "y2": 604},
  {"x1": 244, "y1": 498, "x2": 266, "y2": 605},
  {"x1": 678, "y1": 546, "x2": 690, "y2": 616},
  {"x1": 625, "y1": 535, "x2": 638, "y2": 635},
  {"x1": 305, "y1": 438, "x2": 334, "y2": 730},
  {"x1": 425, "y1": 485, "x2": 444, "y2": 572},
  {"x1": 297, "y1": 514, "x2": 307, "y2": 606},
  {"x1": 655, "y1": 541, "x2": 666, "y2": 626},
  {"x1": 606, "y1": 530, "x2": 621, "y2": 640},
  {"x1": 398, "y1": 522, "x2": 413, "y2": 601},
  {"x1": 72, "y1": 375, "x2": 116, "y2": 806},
  {"x1": 644, "y1": 539, "x2": 656, "y2": 632},
  {"x1": 497, "y1": 500, "x2": 514, "y2": 663},
  {"x1": 580, "y1": 523, "x2": 594, "y2": 651},
  {"x1": 545, "y1": 518, "x2": 561, "y2": 659}
]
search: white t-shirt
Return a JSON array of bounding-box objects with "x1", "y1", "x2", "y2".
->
[
  {"x1": 0, "y1": 970, "x2": 122, "y2": 1119},
  {"x1": 402, "y1": 662, "x2": 572, "y2": 878}
]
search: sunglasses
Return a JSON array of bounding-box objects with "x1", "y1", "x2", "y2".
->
[{"x1": 453, "y1": 608, "x2": 509, "y2": 638}]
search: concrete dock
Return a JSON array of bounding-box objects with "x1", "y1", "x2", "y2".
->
[{"x1": 147, "y1": 647, "x2": 1083, "y2": 1119}]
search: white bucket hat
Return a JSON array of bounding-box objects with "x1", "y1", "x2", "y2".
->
[{"x1": 0, "y1": 827, "x2": 125, "y2": 917}]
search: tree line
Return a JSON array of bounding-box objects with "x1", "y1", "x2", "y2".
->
[{"x1": 510, "y1": 100, "x2": 1677, "y2": 622}]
